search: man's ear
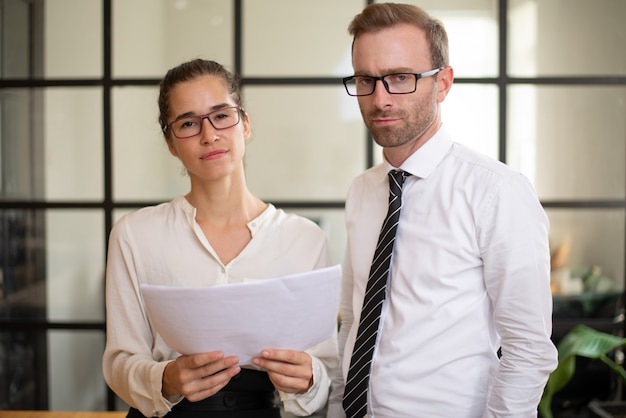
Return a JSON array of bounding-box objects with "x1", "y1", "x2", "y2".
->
[{"x1": 436, "y1": 66, "x2": 454, "y2": 102}]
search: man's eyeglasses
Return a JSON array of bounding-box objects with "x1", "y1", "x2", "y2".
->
[
  {"x1": 342, "y1": 67, "x2": 444, "y2": 97},
  {"x1": 164, "y1": 106, "x2": 243, "y2": 139}
]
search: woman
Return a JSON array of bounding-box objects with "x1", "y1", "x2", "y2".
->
[{"x1": 102, "y1": 59, "x2": 338, "y2": 418}]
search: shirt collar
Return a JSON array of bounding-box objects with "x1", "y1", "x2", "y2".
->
[
  {"x1": 383, "y1": 125, "x2": 453, "y2": 179},
  {"x1": 176, "y1": 195, "x2": 275, "y2": 237}
]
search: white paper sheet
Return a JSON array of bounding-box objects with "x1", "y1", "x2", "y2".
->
[{"x1": 140, "y1": 264, "x2": 342, "y2": 365}]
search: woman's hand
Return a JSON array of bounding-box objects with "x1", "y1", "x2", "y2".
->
[
  {"x1": 252, "y1": 349, "x2": 313, "y2": 394},
  {"x1": 162, "y1": 351, "x2": 240, "y2": 401}
]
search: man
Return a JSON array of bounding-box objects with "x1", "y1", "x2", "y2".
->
[{"x1": 329, "y1": 3, "x2": 558, "y2": 418}]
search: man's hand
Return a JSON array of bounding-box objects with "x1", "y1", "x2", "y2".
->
[
  {"x1": 162, "y1": 351, "x2": 240, "y2": 401},
  {"x1": 252, "y1": 349, "x2": 313, "y2": 394}
]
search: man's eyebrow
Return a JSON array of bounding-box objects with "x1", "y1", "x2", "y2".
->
[{"x1": 353, "y1": 68, "x2": 414, "y2": 77}]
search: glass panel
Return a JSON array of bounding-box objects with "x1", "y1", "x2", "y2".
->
[
  {"x1": 400, "y1": 0, "x2": 499, "y2": 77},
  {"x1": 113, "y1": 0, "x2": 233, "y2": 78},
  {"x1": 46, "y1": 210, "x2": 105, "y2": 322},
  {"x1": 547, "y1": 208, "x2": 624, "y2": 295},
  {"x1": 509, "y1": 0, "x2": 626, "y2": 77},
  {"x1": 507, "y1": 85, "x2": 626, "y2": 200},
  {"x1": 44, "y1": 0, "x2": 102, "y2": 78},
  {"x1": 243, "y1": 0, "x2": 360, "y2": 77},
  {"x1": 0, "y1": 209, "x2": 46, "y2": 320},
  {"x1": 45, "y1": 88, "x2": 103, "y2": 200},
  {"x1": 112, "y1": 86, "x2": 189, "y2": 201},
  {"x1": 0, "y1": 88, "x2": 44, "y2": 199},
  {"x1": 1, "y1": 0, "x2": 32, "y2": 78},
  {"x1": 48, "y1": 330, "x2": 106, "y2": 410},
  {"x1": 243, "y1": 85, "x2": 366, "y2": 201},
  {"x1": 442, "y1": 84, "x2": 499, "y2": 159},
  {"x1": 0, "y1": 330, "x2": 47, "y2": 408},
  {"x1": 287, "y1": 208, "x2": 346, "y2": 266}
]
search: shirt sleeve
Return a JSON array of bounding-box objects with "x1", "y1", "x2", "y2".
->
[
  {"x1": 480, "y1": 173, "x2": 558, "y2": 417},
  {"x1": 325, "y1": 186, "x2": 358, "y2": 418},
  {"x1": 102, "y1": 218, "x2": 179, "y2": 417},
  {"x1": 281, "y1": 231, "x2": 342, "y2": 416}
]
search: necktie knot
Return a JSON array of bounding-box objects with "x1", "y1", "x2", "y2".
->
[{"x1": 388, "y1": 170, "x2": 409, "y2": 199}]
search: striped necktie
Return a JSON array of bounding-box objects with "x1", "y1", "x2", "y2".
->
[{"x1": 343, "y1": 169, "x2": 410, "y2": 418}]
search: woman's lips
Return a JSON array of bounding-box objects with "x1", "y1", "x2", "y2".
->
[{"x1": 201, "y1": 150, "x2": 227, "y2": 160}]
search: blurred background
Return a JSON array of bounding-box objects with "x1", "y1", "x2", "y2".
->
[{"x1": 0, "y1": 0, "x2": 625, "y2": 414}]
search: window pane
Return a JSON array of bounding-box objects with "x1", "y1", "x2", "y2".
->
[
  {"x1": 244, "y1": 86, "x2": 366, "y2": 201},
  {"x1": 509, "y1": 0, "x2": 626, "y2": 77},
  {"x1": 507, "y1": 85, "x2": 626, "y2": 200},
  {"x1": 547, "y1": 209, "x2": 624, "y2": 294},
  {"x1": 0, "y1": 89, "x2": 44, "y2": 199},
  {"x1": 44, "y1": 0, "x2": 102, "y2": 78},
  {"x1": 243, "y1": 0, "x2": 359, "y2": 77},
  {"x1": 287, "y1": 208, "x2": 346, "y2": 266},
  {"x1": 0, "y1": 331, "x2": 47, "y2": 408},
  {"x1": 442, "y1": 84, "x2": 499, "y2": 159},
  {"x1": 402, "y1": 0, "x2": 499, "y2": 77},
  {"x1": 45, "y1": 88, "x2": 103, "y2": 200},
  {"x1": 113, "y1": 0, "x2": 233, "y2": 78},
  {"x1": 112, "y1": 86, "x2": 188, "y2": 201},
  {"x1": 48, "y1": 330, "x2": 106, "y2": 410},
  {"x1": 0, "y1": 209, "x2": 46, "y2": 320},
  {"x1": 46, "y1": 210, "x2": 104, "y2": 322},
  {"x1": 1, "y1": 0, "x2": 32, "y2": 78}
]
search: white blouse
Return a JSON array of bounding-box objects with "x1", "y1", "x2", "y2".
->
[{"x1": 103, "y1": 196, "x2": 339, "y2": 417}]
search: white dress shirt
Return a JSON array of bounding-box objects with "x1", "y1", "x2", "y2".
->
[
  {"x1": 329, "y1": 126, "x2": 558, "y2": 418},
  {"x1": 103, "y1": 196, "x2": 339, "y2": 417}
]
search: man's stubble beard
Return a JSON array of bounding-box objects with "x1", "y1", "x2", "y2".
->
[{"x1": 363, "y1": 88, "x2": 438, "y2": 149}]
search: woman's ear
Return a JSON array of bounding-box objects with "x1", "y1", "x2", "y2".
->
[
  {"x1": 166, "y1": 136, "x2": 179, "y2": 157},
  {"x1": 242, "y1": 112, "x2": 252, "y2": 142}
]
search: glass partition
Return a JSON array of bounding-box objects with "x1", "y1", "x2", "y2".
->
[
  {"x1": 547, "y1": 208, "x2": 625, "y2": 293},
  {"x1": 48, "y1": 330, "x2": 107, "y2": 410},
  {"x1": 45, "y1": 209, "x2": 105, "y2": 322},
  {"x1": 44, "y1": 0, "x2": 102, "y2": 78},
  {"x1": 112, "y1": 86, "x2": 189, "y2": 201},
  {"x1": 113, "y1": 0, "x2": 234, "y2": 78},
  {"x1": 509, "y1": 0, "x2": 626, "y2": 77},
  {"x1": 45, "y1": 88, "x2": 104, "y2": 200},
  {"x1": 242, "y1": 0, "x2": 359, "y2": 77},
  {"x1": 508, "y1": 85, "x2": 626, "y2": 199},
  {"x1": 244, "y1": 85, "x2": 365, "y2": 201},
  {"x1": 402, "y1": 0, "x2": 499, "y2": 78}
]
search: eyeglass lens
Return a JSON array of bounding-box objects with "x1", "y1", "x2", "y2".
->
[
  {"x1": 345, "y1": 74, "x2": 417, "y2": 96},
  {"x1": 170, "y1": 107, "x2": 240, "y2": 138}
]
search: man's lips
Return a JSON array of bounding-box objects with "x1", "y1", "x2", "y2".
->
[
  {"x1": 200, "y1": 150, "x2": 227, "y2": 160},
  {"x1": 372, "y1": 116, "x2": 399, "y2": 127}
]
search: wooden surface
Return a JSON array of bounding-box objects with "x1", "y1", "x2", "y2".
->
[{"x1": 0, "y1": 413, "x2": 126, "y2": 418}]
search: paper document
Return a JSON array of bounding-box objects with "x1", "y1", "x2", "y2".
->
[{"x1": 141, "y1": 264, "x2": 342, "y2": 365}]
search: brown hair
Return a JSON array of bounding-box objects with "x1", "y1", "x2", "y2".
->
[
  {"x1": 158, "y1": 59, "x2": 244, "y2": 139},
  {"x1": 348, "y1": 2, "x2": 449, "y2": 68}
]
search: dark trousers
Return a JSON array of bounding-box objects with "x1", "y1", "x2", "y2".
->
[{"x1": 126, "y1": 369, "x2": 281, "y2": 418}]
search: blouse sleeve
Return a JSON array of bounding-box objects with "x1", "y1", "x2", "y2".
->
[
  {"x1": 280, "y1": 230, "x2": 341, "y2": 416},
  {"x1": 102, "y1": 217, "x2": 181, "y2": 417}
]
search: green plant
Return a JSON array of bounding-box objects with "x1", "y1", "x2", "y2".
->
[{"x1": 539, "y1": 324, "x2": 626, "y2": 418}]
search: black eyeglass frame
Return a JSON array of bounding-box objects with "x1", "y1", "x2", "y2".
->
[
  {"x1": 342, "y1": 67, "x2": 445, "y2": 97},
  {"x1": 163, "y1": 106, "x2": 244, "y2": 139}
]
